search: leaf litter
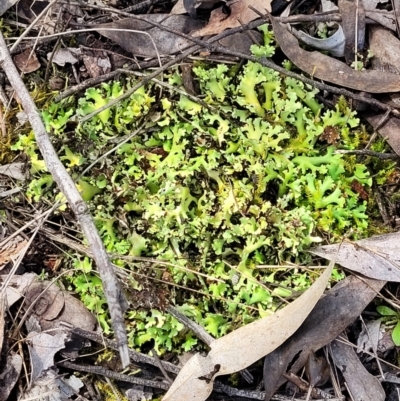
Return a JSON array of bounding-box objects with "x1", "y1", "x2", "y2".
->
[{"x1": 1, "y1": 0, "x2": 400, "y2": 400}]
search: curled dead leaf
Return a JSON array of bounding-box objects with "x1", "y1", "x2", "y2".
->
[{"x1": 271, "y1": 17, "x2": 400, "y2": 93}]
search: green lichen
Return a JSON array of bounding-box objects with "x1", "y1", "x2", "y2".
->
[{"x1": 12, "y1": 25, "x2": 392, "y2": 354}]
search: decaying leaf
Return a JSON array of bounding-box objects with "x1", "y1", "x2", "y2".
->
[
  {"x1": 357, "y1": 319, "x2": 382, "y2": 354},
  {"x1": 27, "y1": 329, "x2": 67, "y2": 382},
  {"x1": 0, "y1": 0, "x2": 18, "y2": 16},
  {"x1": 56, "y1": 375, "x2": 84, "y2": 400},
  {"x1": 162, "y1": 261, "x2": 334, "y2": 401},
  {"x1": 25, "y1": 281, "x2": 65, "y2": 321},
  {"x1": 22, "y1": 369, "x2": 83, "y2": 401},
  {"x1": 305, "y1": 351, "x2": 330, "y2": 387},
  {"x1": 40, "y1": 293, "x2": 96, "y2": 332},
  {"x1": 332, "y1": 339, "x2": 385, "y2": 401},
  {"x1": 365, "y1": 9, "x2": 396, "y2": 31},
  {"x1": 339, "y1": 0, "x2": 366, "y2": 63},
  {"x1": 218, "y1": 32, "x2": 262, "y2": 55},
  {"x1": 24, "y1": 280, "x2": 96, "y2": 332},
  {"x1": 311, "y1": 232, "x2": 400, "y2": 281},
  {"x1": 82, "y1": 51, "x2": 111, "y2": 79},
  {"x1": 280, "y1": 1, "x2": 345, "y2": 57},
  {"x1": 183, "y1": 0, "x2": 222, "y2": 18},
  {"x1": 263, "y1": 275, "x2": 385, "y2": 401},
  {"x1": 48, "y1": 48, "x2": 80, "y2": 67},
  {"x1": 0, "y1": 354, "x2": 22, "y2": 401},
  {"x1": 192, "y1": 0, "x2": 272, "y2": 37},
  {"x1": 271, "y1": 17, "x2": 400, "y2": 93},
  {"x1": 369, "y1": 26, "x2": 400, "y2": 75},
  {"x1": 0, "y1": 162, "x2": 27, "y2": 180},
  {"x1": 0, "y1": 240, "x2": 28, "y2": 272},
  {"x1": 95, "y1": 16, "x2": 205, "y2": 58},
  {"x1": 1, "y1": 272, "x2": 36, "y2": 306},
  {"x1": 13, "y1": 48, "x2": 41, "y2": 74}
]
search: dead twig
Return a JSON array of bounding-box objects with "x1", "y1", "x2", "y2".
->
[
  {"x1": 66, "y1": 325, "x2": 180, "y2": 374},
  {"x1": 167, "y1": 305, "x2": 214, "y2": 347},
  {"x1": 151, "y1": 349, "x2": 173, "y2": 384},
  {"x1": 335, "y1": 149, "x2": 399, "y2": 160},
  {"x1": 57, "y1": 360, "x2": 170, "y2": 390}
]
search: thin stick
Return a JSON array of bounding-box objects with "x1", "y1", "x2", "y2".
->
[{"x1": 151, "y1": 349, "x2": 173, "y2": 384}]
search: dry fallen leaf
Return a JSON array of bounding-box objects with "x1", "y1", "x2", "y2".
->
[
  {"x1": 96, "y1": 16, "x2": 205, "y2": 57},
  {"x1": 339, "y1": 0, "x2": 366, "y2": 63},
  {"x1": 365, "y1": 9, "x2": 396, "y2": 31},
  {"x1": 13, "y1": 48, "x2": 41, "y2": 74},
  {"x1": 263, "y1": 275, "x2": 385, "y2": 401},
  {"x1": 0, "y1": 240, "x2": 28, "y2": 272},
  {"x1": 369, "y1": 26, "x2": 400, "y2": 74},
  {"x1": 332, "y1": 339, "x2": 385, "y2": 401},
  {"x1": 1, "y1": 273, "x2": 36, "y2": 306},
  {"x1": 48, "y1": 48, "x2": 80, "y2": 67},
  {"x1": 27, "y1": 330, "x2": 67, "y2": 382},
  {"x1": 271, "y1": 17, "x2": 400, "y2": 93},
  {"x1": 311, "y1": 232, "x2": 400, "y2": 281},
  {"x1": 162, "y1": 261, "x2": 334, "y2": 401},
  {"x1": 24, "y1": 279, "x2": 97, "y2": 332},
  {"x1": 0, "y1": 354, "x2": 22, "y2": 401},
  {"x1": 0, "y1": 162, "x2": 27, "y2": 180},
  {"x1": 192, "y1": 0, "x2": 272, "y2": 37},
  {"x1": 0, "y1": 0, "x2": 18, "y2": 16},
  {"x1": 357, "y1": 318, "x2": 381, "y2": 354}
]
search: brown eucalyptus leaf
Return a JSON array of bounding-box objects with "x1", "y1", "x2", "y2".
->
[
  {"x1": 39, "y1": 292, "x2": 96, "y2": 332},
  {"x1": 339, "y1": 0, "x2": 366, "y2": 63},
  {"x1": 331, "y1": 340, "x2": 385, "y2": 401},
  {"x1": 0, "y1": 242, "x2": 28, "y2": 272},
  {"x1": 13, "y1": 48, "x2": 41, "y2": 74},
  {"x1": 263, "y1": 275, "x2": 385, "y2": 401},
  {"x1": 162, "y1": 261, "x2": 334, "y2": 401},
  {"x1": 311, "y1": 232, "x2": 400, "y2": 281},
  {"x1": 24, "y1": 281, "x2": 65, "y2": 321},
  {"x1": 271, "y1": 17, "x2": 400, "y2": 93},
  {"x1": 95, "y1": 16, "x2": 205, "y2": 58},
  {"x1": 369, "y1": 26, "x2": 400, "y2": 75}
]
